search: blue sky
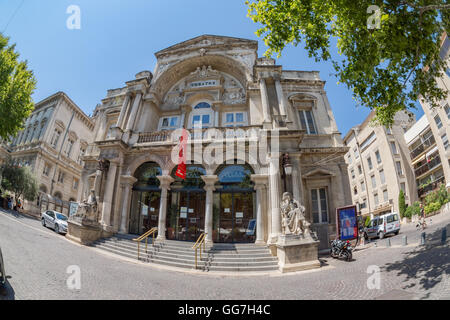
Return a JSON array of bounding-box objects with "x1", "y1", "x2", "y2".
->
[{"x1": 0, "y1": 0, "x2": 423, "y2": 136}]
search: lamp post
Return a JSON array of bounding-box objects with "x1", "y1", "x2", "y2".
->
[{"x1": 281, "y1": 153, "x2": 292, "y2": 193}]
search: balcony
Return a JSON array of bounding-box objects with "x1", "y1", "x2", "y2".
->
[
  {"x1": 414, "y1": 155, "x2": 442, "y2": 177},
  {"x1": 137, "y1": 126, "x2": 263, "y2": 144},
  {"x1": 418, "y1": 176, "x2": 446, "y2": 198},
  {"x1": 410, "y1": 135, "x2": 436, "y2": 160}
]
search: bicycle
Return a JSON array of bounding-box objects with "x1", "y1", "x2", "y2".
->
[{"x1": 416, "y1": 218, "x2": 427, "y2": 231}]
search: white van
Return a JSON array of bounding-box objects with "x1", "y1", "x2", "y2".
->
[{"x1": 364, "y1": 212, "x2": 401, "y2": 240}]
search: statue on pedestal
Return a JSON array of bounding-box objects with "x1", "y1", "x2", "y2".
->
[
  {"x1": 280, "y1": 192, "x2": 311, "y2": 236},
  {"x1": 73, "y1": 190, "x2": 98, "y2": 223}
]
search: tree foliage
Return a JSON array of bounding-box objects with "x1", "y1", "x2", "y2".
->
[
  {"x1": 0, "y1": 33, "x2": 36, "y2": 140},
  {"x1": 246, "y1": 0, "x2": 450, "y2": 126},
  {"x1": 0, "y1": 162, "x2": 38, "y2": 201},
  {"x1": 398, "y1": 189, "x2": 406, "y2": 218}
]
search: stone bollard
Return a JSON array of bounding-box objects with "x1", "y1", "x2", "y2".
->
[
  {"x1": 402, "y1": 235, "x2": 408, "y2": 246},
  {"x1": 386, "y1": 238, "x2": 391, "y2": 247},
  {"x1": 442, "y1": 228, "x2": 447, "y2": 244},
  {"x1": 420, "y1": 232, "x2": 426, "y2": 245}
]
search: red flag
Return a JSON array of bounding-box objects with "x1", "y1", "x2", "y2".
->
[{"x1": 175, "y1": 129, "x2": 188, "y2": 179}]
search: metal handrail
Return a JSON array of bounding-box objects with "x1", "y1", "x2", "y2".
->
[
  {"x1": 133, "y1": 227, "x2": 158, "y2": 260},
  {"x1": 192, "y1": 233, "x2": 207, "y2": 270}
]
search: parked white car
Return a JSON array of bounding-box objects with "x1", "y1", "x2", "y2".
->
[
  {"x1": 364, "y1": 212, "x2": 401, "y2": 240},
  {"x1": 41, "y1": 210, "x2": 68, "y2": 234}
]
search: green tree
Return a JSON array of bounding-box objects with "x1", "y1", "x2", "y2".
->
[
  {"x1": 398, "y1": 190, "x2": 406, "y2": 218},
  {"x1": 246, "y1": 1, "x2": 450, "y2": 126},
  {"x1": 0, "y1": 33, "x2": 36, "y2": 140},
  {"x1": 0, "y1": 162, "x2": 38, "y2": 201}
]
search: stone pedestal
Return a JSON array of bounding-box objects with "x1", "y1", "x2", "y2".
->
[
  {"x1": 67, "y1": 217, "x2": 107, "y2": 245},
  {"x1": 276, "y1": 234, "x2": 320, "y2": 273}
]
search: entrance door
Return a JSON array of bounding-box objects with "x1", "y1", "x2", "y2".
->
[
  {"x1": 217, "y1": 192, "x2": 255, "y2": 243},
  {"x1": 129, "y1": 191, "x2": 161, "y2": 235},
  {"x1": 167, "y1": 191, "x2": 206, "y2": 241}
]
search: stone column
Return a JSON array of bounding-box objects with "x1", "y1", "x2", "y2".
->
[
  {"x1": 274, "y1": 79, "x2": 287, "y2": 117},
  {"x1": 101, "y1": 162, "x2": 118, "y2": 228},
  {"x1": 251, "y1": 174, "x2": 269, "y2": 245},
  {"x1": 269, "y1": 155, "x2": 282, "y2": 244},
  {"x1": 180, "y1": 109, "x2": 187, "y2": 128},
  {"x1": 116, "y1": 94, "x2": 131, "y2": 128},
  {"x1": 119, "y1": 175, "x2": 137, "y2": 234},
  {"x1": 259, "y1": 78, "x2": 271, "y2": 125},
  {"x1": 291, "y1": 156, "x2": 303, "y2": 202},
  {"x1": 156, "y1": 175, "x2": 174, "y2": 240},
  {"x1": 125, "y1": 92, "x2": 142, "y2": 131},
  {"x1": 201, "y1": 175, "x2": 218, "y2": 243}
]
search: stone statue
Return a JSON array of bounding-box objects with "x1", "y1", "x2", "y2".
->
[
  {"x1": 74, "y1": 190, "x2": 98, "y2": 222},
  {"x1": 280, "y1": 192, "x2": 311, "y2": 236}
]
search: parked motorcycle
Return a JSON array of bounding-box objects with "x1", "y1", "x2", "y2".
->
[{"x1": 330, "y1": 239, "x2": 353, "y2": 261}]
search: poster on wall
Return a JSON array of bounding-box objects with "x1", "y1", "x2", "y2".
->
[
  {"x1": 69, "y1": 202, "x2": 78, "y2": 218},
  {"x1": 336, "y1": 205, "x2": 358, "y2": 241},
  {"x1": 141, "y1": 204, "x2": 149, "y2": 217}
]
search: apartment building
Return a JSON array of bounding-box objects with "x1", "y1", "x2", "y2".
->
[
  {"x1": 417, "y1": 33, "x2": 450, "y2": 187},
  {"x1": 343, "y1": 111, "x2": 416, "y2": 217},
  {"x1": 8, "y1": 92, "x2": 95, "y2": 215},
  {"x1": 405, "y1": 115, "x2": 447, "y2": 199}
]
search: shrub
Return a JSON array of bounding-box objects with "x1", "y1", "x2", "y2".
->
[
  {"x1": 364, "y1": 216, "x2": 371, "y2": 227},
  {"x1": 437, "y1": 184, "x2": 449, "y2": 206},
  {"x1": 424, "y1": 201, "x2": 441, "y2": 215},
  {"x1": 404, "y1": 201, "x2": 421, "y2": 219},
  {"x1": 424, "y1": 190, "x2": 438, "y2": 206}
]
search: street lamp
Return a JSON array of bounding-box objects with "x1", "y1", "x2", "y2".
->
[{"x1": 281, "y1": 153, "x2": 292, "y2": 192}]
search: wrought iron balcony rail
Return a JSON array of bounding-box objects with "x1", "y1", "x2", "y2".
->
[
  {"x1": 410, "y1": 136, "x2": 436, "y2": 160},
  {"x1": 414, "y1": 156, "x2": 442, "y2": 177}
]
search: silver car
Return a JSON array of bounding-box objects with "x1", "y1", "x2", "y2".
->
[{"x1": 41, "y1": 210, "x2": 68, "y2": 234}]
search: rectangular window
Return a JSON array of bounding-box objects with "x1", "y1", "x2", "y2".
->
[
  {"x1": 434, "y1": 114, "x2": 443, "y2": 129},
  {"x1": 73, "y1": 178, "x2": 79, "y2": 190},
  {"x1": 360, "y1": 200, "x2": 367, "y2": 209},
  {"x1": 353, "y1": 147, "x2": 360, "y2": 159},
  {"x1": 350, "y1": 169, "x2": 355, "y2": 180},
  {"x1": 396, "y1": 161, "x2": 403, "y2": 176},
  {"x1": 379, "y1": 169, "x2": 386, "y2": 185},
  {"x1": 51, "y1": 129, "x2": 61, "y2": 148},
  {"x1": 374, "y1": 193, "x2": 379, "y2": 206},
  {"x1": 400, "y1": 182, "x2": 406, "y2": 193},
  {"x1": 43, "y1": 163, "x2": 51, "y2": 176},
  {"x1": 383, "y1": 189, "x2": 389, "y2": 202},
  {"x1": 390, "y1": 142, "x2": 398, "y2": 155},
  {"x1": 371, "y1": 175, "x2": 377, "y2": 188},
  {"x1": 347, "y1": 154, "x2": 352, "y2": 165},
  {"x1": 78, "y1": 148, "x2": 86, "y2": 165},
  {"x1": 161, "y1": 116, "x2": 179, "y2": 130},
  {"x1": 57, "y1": 171, "x2": 65, "y2": 183},
  {"x1": 361, "y1": 181, "x2": 366, "y2": 192},
  {"x1": 375, "y1": 150, "x2": 382, "y2": 164},
  {"x1": 442, "y1": 134, "x2": 449, "y2": 150},
  {"x1": 367, "y1": 157, "x2": 373, "y2": 170},
  {"x1": 224, "y1": 112, "x2": 247, "y2": 127},
  {"x1": 311, "y1": 188, "x2": 328, "y2": 224},
  {"x1": 358, "y1": 165, "x2": 362, "y2": 175},
  {"x1": 65, "y1": 140, "x2": 74, "y2": 157},
  {"x1": 298, "y1": 110, "x2": 317, "y2": 134},
  {"x1": 445, "y1": 104, "x2": 450, "y2": 119}
]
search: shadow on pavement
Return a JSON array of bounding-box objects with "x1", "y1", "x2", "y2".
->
[
  {"x1": 0, "y1": 278, "x2": 16, "y2": 300},
  {"x1": 382, "y1": 224, "x2": 449, "y2": 292},
  {"x1": 0, "y1": 208, "x2": 39, "y2": 222}
]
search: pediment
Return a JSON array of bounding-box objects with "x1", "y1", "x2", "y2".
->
[
  {"x1": 155, "y1": 35, "x2": 258, "y2": 58},
  {"x1": 303, "y1": 168, "x2": 335, "y2": 178}
]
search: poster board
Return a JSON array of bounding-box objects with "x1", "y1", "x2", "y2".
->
[{"x1": 336, "y1": 205, "x2": 358, "y2": 241}]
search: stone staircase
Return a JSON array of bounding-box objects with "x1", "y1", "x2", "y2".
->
[{"x1": 90, "y1": 234, "x2": 279, "y2": 272}]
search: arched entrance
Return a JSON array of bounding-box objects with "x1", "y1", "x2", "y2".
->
[
  {"x1": 213, "y1": 163, "x2": 256, "y2": 243},
  {"x1": 129, "y1": 162, "x2": 162, "y2": 235},
  {"x1": 167, "y1": 165, "x2": 206, "y2": 241}
]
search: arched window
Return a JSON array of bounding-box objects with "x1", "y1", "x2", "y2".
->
[
  {"x1": 171, "y1": 165, "x2": 206, "y2": 190},
  {"x1": 216, "y1": 163, "x2": 254, "y2": 190},
  {"x1": 133, "y1": 162, "x2": 162, "y2": 191}
]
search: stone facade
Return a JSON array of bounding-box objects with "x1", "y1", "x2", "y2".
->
[
  {"x1": 8, "y1": 92, "x2": 95, "y2": 215},
  {"x1": 80, "y1": 35, "x2": 351, "y2": 250},
  {"x1": 343, "y1": 111, "x2": 416, "y2": 217},
  {"x1": 417, "y1": 33, "x2": 450, "y2": 189}
]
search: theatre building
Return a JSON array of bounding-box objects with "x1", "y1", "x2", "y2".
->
[{"x1": 80, "y1": 35, "x2": 351, "y2": 251}]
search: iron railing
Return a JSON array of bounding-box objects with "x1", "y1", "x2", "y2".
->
[
  {"x1": 133, "y1": 227, "x2": 158, "y2": 260},
  {"x1": 192, "y1": 233, "x2": 207, "y2": 270},
  {"x1": 410, "y1": 136, "x2": 436, "y2": 160}
]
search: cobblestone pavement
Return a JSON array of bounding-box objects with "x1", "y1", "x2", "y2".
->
[{"x1": 0, "y1": 208, "x2": 448, "y2": 300}]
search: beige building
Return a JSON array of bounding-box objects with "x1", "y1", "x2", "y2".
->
[
  {"x1": 80, "y1": 35, "x2": 351, "y2": 250},
  {"x1": 417, "y1": 33, "x2": 450, "y2": 188},
  {"x1": 343, "y1": 111, "x2": 416, "y2": 217},
  {"x1": 405, "y1": 115, "x2": 447, "y2": 199},
  {"x1": 8, "y1": 92, "x2": 95, "y2": 215}
]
